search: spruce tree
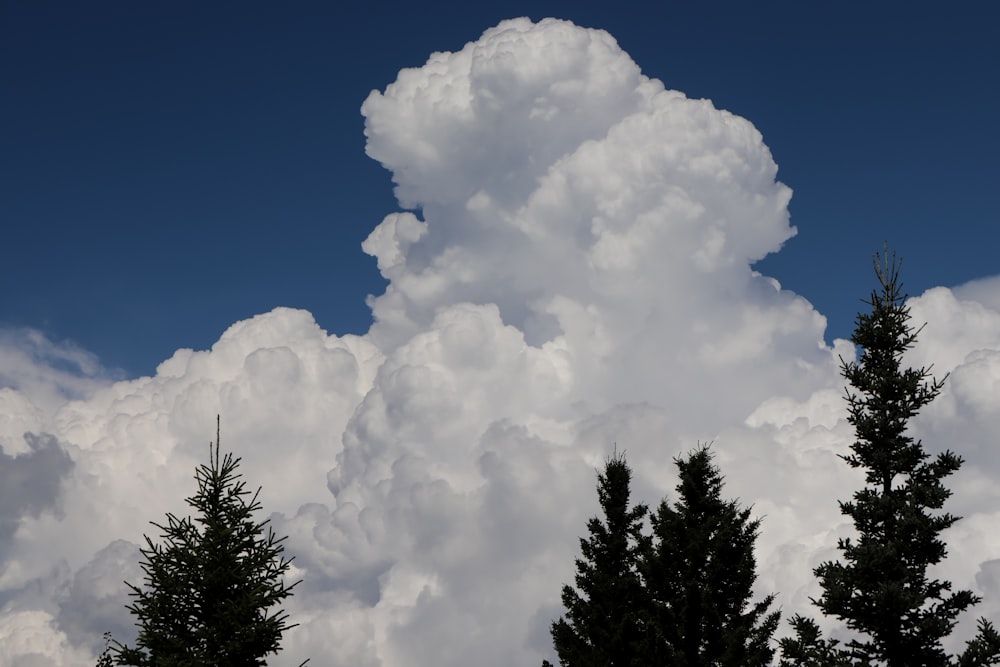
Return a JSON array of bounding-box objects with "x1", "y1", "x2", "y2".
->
[
  {"x1": 546, "y1": 450, "x2": 649, "y2": 667},
  {"x1": 95, "y1": 632, "x2": 115, "y2": 667},
  {"x1": 780, "y1": 249, "x2": 1000, "y2": 667},
  {"x1": 109, "y1": 419, "x2": 308, "y2": 666},
  {"x1": 641, "y1": 444, "x2": 780, "y2": 666}
]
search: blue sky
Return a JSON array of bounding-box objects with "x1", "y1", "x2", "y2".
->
[{"x1": 4, "y1": 0, "x2": 998, "y2": 377}]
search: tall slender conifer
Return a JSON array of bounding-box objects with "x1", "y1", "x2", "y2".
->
[{"x1": 780, "y1": 249, "x2": 1000, "y2": 667}]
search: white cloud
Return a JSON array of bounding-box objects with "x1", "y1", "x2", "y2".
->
[
  {"x1": 1, "y1": 16, "x2": 999, "y2": 666},
  {"x1": 0, "y1": 610, "x2": 93, "y2": 667},
  {"x1": 0, "y1": 329, "x2": 114, "y2": 455},
  {"x1": 952, "y1": 274, "x2": 1000, "y2": 314}
]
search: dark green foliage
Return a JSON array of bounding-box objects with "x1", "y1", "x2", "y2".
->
[
  {"x1": 547, "y1": 450, "x2": 649, "y2": 667},
  {"x1": 779, "y1": 616, "x2": 848, "y2": 667},
  {"x1": 780, "y1": 249, "x2": 1000, "y2": 667},
  {"x1": 108, "y1": 419, "x2": 307, "y2": 666},
  {"x1": 96, "y1": 632, "x2": 115, "y2": 667},
  {"x1": 959, "y1": 621, "x2": 1000, "y2": 667},
  {"x1": 547, "y1": 446, "x2": 779, "y2": 667},
  {"x1": 642, "y1": 444, "x2": 780, "y2": 667}
]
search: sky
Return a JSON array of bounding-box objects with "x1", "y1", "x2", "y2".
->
[
  {"x1": 1, "y1": 3, "x2": 1000, "y2": 666},
  {"x1": 3, "y1": 1, "x2": 998, "y2": 377}
]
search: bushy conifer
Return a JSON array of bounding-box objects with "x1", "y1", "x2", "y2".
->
[
  {"x1": 643, "y1": 444, "x2": 779, "y2": 666},
  {"x1": 106, "y1": 419, "x2": 307, "y2": 666},
  {"x1": 546, "y1": 451, "x2": 649, "y2": 667}
]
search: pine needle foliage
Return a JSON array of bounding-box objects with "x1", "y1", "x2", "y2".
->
[
  {"x1": 546, "y1": 450, "x2": 649, "y2": 667},
  {"x1": 545, "y1": 446, "x2": 779, "y2": 667},
  {"x1": 109, "y1": 418, "x2": 308, "y2": 666},
  {"x1": 96, "y1": 632, "x2": 115, "y2": 667},
  {"x1": 642, "y1": 444, "x2": 780, "y2": 666},
  {"x1": 780, "y1": 248, "x2": 1000, "y2": 667}
]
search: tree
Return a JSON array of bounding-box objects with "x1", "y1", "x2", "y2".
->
[
  {"x1": 546, "y1": 450, "x2": 649, "y2": 667},
  {"x1": 641, "y1": 444, "x2": 780, "y2": 667},
  {"x1": 780, "y1": 249, "x2": 1000, "y2": 667},
  {"x1": 96, "y1": 632, "x2": 115, "y2": 667},
  {"x1": 107, "y1": 418, "x2": 308, "y2": 666}
]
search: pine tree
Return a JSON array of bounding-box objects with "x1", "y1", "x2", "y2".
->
[
  {"x1": 95, "y1": 632, "x2": 115, "y2": 667},
  {"x1": 546, "y1": 450, "x2": 649, "y2": 667},
  {"x1": 780, "y1": 248, "x2": 1000, "y2": 667},
  {"x1": 641, "y1": 444, "x2": 780, "y2": 666},
  {"x1": 109, "y1": 418, "x2": 308, "y2": 666}
]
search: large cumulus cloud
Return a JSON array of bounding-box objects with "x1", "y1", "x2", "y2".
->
[{"x1": 1, "y1": 17, "x2": 998, "y2": 666}]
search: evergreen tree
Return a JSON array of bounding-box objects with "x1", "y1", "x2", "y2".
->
[
  {"x1": 108, "y1": 419, "x2": 308, "y2": 666},
  {"x1": 546, "y1": 450, "x2": 649, "y2": 667},
  {"x1": 641, "y1": 444, "x2": 780, "y2": 666},
  {"x1": 96, "y1": 632, "x2": 115, "y2": 667},
  {"x1": 780, "y1": 249, "x2": 1000, "y2": 667}
]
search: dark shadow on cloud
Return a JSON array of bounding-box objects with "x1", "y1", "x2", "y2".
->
[
  {"x1": 56, "y1": 539, "x2": 142, "y2": 652},
  {"x1": 0, "y1": 432, "x2": 74, "y2": 545},
  {"x1": 0, "y1": 432, "x2": 75, "y2": 614},
  {"x1": 316, "y1": 571, "x2": 386, "y2": 607},
  {"x1": 975, "y1": 559, "x2": 1000, "y2": 599}
]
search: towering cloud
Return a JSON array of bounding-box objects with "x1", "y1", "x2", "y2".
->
[{"x1": 0, "y1": 17, "x2": 998, "y2": 666}]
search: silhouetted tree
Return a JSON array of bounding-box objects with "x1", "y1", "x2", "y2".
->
[
  {"x1": 546, "y1": 450, "x2": 649, "y2": 667},
  {"x1": 641, "y1": 444, "x2": 779, "y2": 666},
  {"x1": 780, "y1": 248, "x2": 1000, "y2": 667},
  {"x1": 106, "y1": 418, "x2": 308, "y2": 666},
  {"x1": 95, "y1": 632, "x2": 114, "y2": 667}
]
